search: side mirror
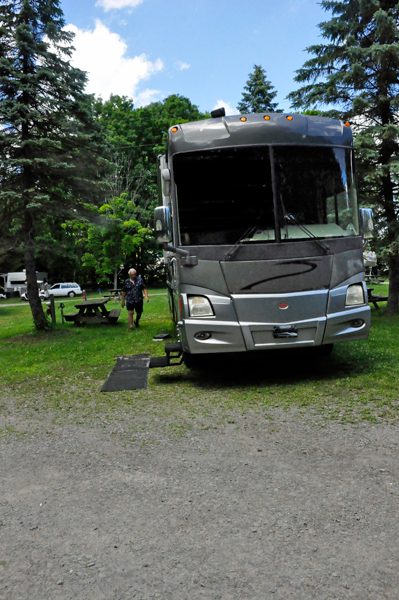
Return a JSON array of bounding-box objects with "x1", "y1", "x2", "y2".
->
[
  {"x1": 154, "y1": 206, "x2": 172, "y2": 244},
  {"x1": 359, "y1": 208, "x2": 374, "y2": 239},
  {"x1": 161, "y1": 169, "x2": 171, "y2": 198}
]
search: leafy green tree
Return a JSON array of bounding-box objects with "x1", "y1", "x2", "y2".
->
[
  {"x1": 72, "y1": 194, "x2": 152, "y2": 288},
  {"x1": 237, "y1": 65, "x2": 280, "y2": 114},
  {"x1": 93, "y1": 94, "x2": 209, "y2": 281},
  {"x1": 0, "y1": 0, "x2": 105, "y2": 329},
  {"x1": 95, "y1": 93, "x2": 209, "y2": 166},
  {"x1": 288, "y1": 0, "x2": 399, "y2": 312}
]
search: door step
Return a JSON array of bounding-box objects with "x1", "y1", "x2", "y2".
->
[
  {"x1": 101, "y1": 344, "x2": 183, "y2": 391},
  {"x1": 149, "y1": 342, "x2": 183, "y2": 368}
]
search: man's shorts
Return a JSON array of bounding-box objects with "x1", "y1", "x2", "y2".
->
[{"x1": 126, "y1": 300, "x2": 143, "y2": 313}]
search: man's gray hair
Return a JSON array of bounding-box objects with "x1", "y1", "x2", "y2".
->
[{"x1": 128, "y1": 268, "x2": 136, "y2": 275}]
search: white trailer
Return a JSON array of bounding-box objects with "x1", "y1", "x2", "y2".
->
[{"x1": 0, "y1": 271, "x2": 47, "y2": 297}]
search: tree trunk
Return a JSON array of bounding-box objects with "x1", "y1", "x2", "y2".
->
[
  {"x1": 114, "y1": 267, "x2": 118, "y2": 289},
  {"x1": 25, "y1": 209, "x2": 49, "y2": 330},
  {"x1": 380, "y1": 134, "x2": 398, "y2": 313},
  {"x1": 387, "y1": 248, "x2": 399, "y2": 313}
]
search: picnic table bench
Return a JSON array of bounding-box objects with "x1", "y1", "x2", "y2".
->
[
  {"x1": 64, "y1": 299, "x2": 121, "y2": 325},
  {"x1": 367, "y1": 288, "x2": 388, "y2": 309}
]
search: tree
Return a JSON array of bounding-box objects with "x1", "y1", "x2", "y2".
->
[
  {"x1": 0, "y1": 0, "x2": 105, "y2": 329},
  {"x1": 287, "y1": 0, "x2": 399, "y2": 312},
  {"x1": 70, "y1": 194, "x2": 152, "y2": 288},
  {"x1": 237, "y1": 65, "x2": 280, "y2": 114},
  {"x1": 93, "y1": 94, "x2": 209, "y2": 281}
]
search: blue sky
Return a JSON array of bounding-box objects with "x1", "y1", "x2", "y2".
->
[{"x1": 62, "y1": 0, "x2": 328, "y2": 114}]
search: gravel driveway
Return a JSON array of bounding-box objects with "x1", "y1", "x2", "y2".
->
[{"x1": 1, "y1": 410, "x2": 398, "y2": 600}]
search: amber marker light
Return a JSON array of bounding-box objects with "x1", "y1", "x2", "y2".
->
[
  {"x1": 286, "y1": 115, "x2": 293, "y2": 121},
  {"x1": 264, "y1": 115, "x2": 270, "y2": 121},
  {"x1": 344, "y1": 122, "x2": 351, "y2": 127},
  {"x1": 171, "y1": 126, "x2": 178, "y2": 133},
  {"x1": 240, "y1": 117, "x2": 247, "y2": 122}
]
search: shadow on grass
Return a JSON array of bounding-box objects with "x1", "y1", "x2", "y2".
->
[{"x1": 153, "y1": 343, "x2": 379, "y2": 390}]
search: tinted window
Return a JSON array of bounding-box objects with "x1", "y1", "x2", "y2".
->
[
  {"x1": 174, "y1": 147, "x2": 275, "y2": 246},
  {"x1": 274, "y1": 146, "x2": 359, "y2": 239},
  {"x1": 174, "y1": 145, "x2": 359, "y2": 246}
]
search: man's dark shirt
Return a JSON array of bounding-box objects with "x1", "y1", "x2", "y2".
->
[{"x1": 122, "y1": 276, "x2": 146, "y2": 304}]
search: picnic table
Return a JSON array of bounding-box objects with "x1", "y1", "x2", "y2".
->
[
  {"x1": 365, "y1": 274, "x2": 385, "y2": 285},
  {"x1": 367, "y1": 287, "x2": 388, "y2": 309},
  {"x1": 64, "y1": 299, "x2": 121, "y2": 325},
  {"x1": 103, "y1": 289, "x2": 122, "y2": 301}
]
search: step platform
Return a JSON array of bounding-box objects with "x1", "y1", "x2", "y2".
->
[
  {"x1": 101, "y1": 343, "x2": 183, "y2": 392},
  {"x1": 149, "y1": 342, "x2": 183, "y2": 368}
]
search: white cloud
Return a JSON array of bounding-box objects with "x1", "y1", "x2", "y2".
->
[
  {"x1": 65, "y1": 21, "x2": 163, "y2": 101},
  {"x1": 175, "y1": 61, "x2": 190, "y2": 71},
  {"x1": 213, "y1": 99, "x2": 238, "y2": 116},
  {"x1": 135, "y1": 88, "x2": 162, "y2": 107},
  {"x1": 96, "y1": 0, "x2": 144, "y2": 12}
]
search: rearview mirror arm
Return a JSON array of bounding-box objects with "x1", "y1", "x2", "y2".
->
[{"x1": 163, "y1": 245, "x2": 198, "y2": 266}]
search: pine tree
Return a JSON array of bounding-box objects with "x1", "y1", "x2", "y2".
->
[
  {"x1": 287, "y1": 0, "x2": 399, "y2": 312},
  {"x1": 0, "y1": 0, "x2": 105, "y2": 329},
  {"x1": 237, "y1": 65, "x2": 280, "y2": 114}
]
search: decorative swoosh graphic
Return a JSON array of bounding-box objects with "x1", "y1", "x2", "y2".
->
[{"x1": 240, "y1": 260, "x2": 318, "y2": 291}]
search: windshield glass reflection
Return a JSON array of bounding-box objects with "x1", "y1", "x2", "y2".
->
[{"x1": 174, "y1": 145, "x2": 358, "y2": 246}]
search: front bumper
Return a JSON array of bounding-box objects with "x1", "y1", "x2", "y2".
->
[{"x1": 179, "y1": 304, "x2": 371, "y2": 354}]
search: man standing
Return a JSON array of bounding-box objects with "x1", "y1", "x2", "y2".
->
[{"x1": 121, "y1": 268, "x2": 149, "y2": 331}]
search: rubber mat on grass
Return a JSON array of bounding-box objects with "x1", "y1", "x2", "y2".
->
[{"x1": 101, "y1": 354, "x2": 151, "y2": 392}]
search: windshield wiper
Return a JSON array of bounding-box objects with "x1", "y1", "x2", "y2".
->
[
  {"x1": 224, "y1": 225, "x2": 258, "y2": 261},
  {"x1": 284, "y1": 213, "x2": 330, "y2": 255}
]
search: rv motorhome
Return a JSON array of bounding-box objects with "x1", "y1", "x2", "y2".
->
[
  {"x1": 0, "y1": 271, "x2": 47, "y2": 297},
  {"x1": 154, "y1": 111, "x2": 374, "y2": 366}
]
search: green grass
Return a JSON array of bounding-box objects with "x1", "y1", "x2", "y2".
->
[{"x1": 0, "y1": 283, "x2": 398, "y2": 430}]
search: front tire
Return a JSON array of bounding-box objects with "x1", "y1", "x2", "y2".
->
[
  {"x1": 68, "y1": 291, "x2": 75, "y2": 298},
  {"x1": 183, "y1": 352, "x2": 205, "y2": 369},
  {"x1": 319, "y1": 344, "x2": 334, "y2": 357}
]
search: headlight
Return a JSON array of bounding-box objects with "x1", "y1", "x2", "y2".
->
[
  {"x1": 188, "y1": 296, "x2": 214, "y2": 317},
  {"x1": 345, "y1": 284, "x2": 365, "y2": 306}
]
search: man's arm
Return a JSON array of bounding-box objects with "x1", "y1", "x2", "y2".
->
[{"x1": 121, "y1": 291, "x2": 126, "y2": 308}]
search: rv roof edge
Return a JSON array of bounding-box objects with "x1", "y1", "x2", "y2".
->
[{"x1": 168, "y1": 112, "x2": 352, "y2": 156}]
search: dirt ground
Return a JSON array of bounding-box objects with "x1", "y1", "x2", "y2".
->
[{"x1": 1, "y1": 408, "x2": 399, "y2": 600}]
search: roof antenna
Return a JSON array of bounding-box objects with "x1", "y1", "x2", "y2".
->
[{"x1": 211, "y1": 107, "x2": 225, "y2": 118}]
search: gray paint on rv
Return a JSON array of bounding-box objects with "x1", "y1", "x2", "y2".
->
[
  {"x1": 177, "y1": 236, "x2": 363, "y2": 262},
  {"x1": 168, "y1": 113, "x2": 353, "y2": 156},
  {"x1": 323, "y1": 305, "x2": 371, "y2": 345},
  {"x1": 179, "y1": 249, "x2": 365, "y2": 298},
  {"x1": 231, "y1": 290, "x2": 329, "y2": 324},
  {"x1": 327, "y1": 277, "x2": 368, "y2": 315},
  {"x1": 181, "y1": 319, "x2": 247, "y2": 354},
  {"x1": 178, "y1": 259, "x2": 229, "y2": 296},
  {"x1": 180, "y1": 284, "x2": 239, "y2": 323},
  {"x1": 178, "y1": 241, "x2": 364, "y2": 296},
  {"x1": 220, "y1": 256, "x2": 333, "y2": 294},
  {"x1": 330, "y1": 248, "x2": 364, "y2": 288}
]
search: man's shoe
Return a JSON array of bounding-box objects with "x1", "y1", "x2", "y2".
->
[{"x1": 129, "y1": 326, "x2": 134, "y2": 331}]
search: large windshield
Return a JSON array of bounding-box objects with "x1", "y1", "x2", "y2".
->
[
  {"x1": 173, "y1": 145, "x2": 358, "y2": 246},
  {"x1": 274, "y1": 146, "x2": 359, "y2": 241}
]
